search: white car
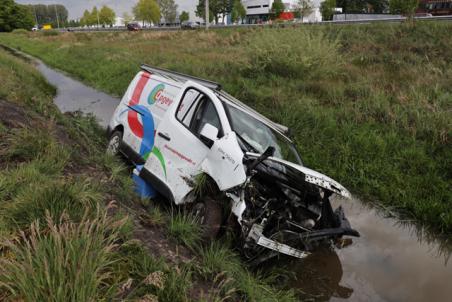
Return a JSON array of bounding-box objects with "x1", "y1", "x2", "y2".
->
[{"x1": 107, "y1": 65, "x2": 359, "y2": 263}]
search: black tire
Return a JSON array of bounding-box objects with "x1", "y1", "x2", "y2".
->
[
  {"x1": 106, "y1": 130, "x2": 123, "y2": 156},
  {"x1": 193, "y1": 196, "x2": 223, "y2": 241}
]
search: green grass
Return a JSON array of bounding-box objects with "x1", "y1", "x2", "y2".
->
[
  {"x1": 0, "y1": 48, "x2": 142, "y2": 300},
  {"x1": 1, "y1": 22, "x2": 449, "y2": 232},
  {"x1": 0, "y1": 208, "x2": 122, "y2": 301},
  {"x1": 196, "y1": 242, "x2": 298, "y2": 301},
  {"x1": 167, "y1": 209, "x2": 202, "y2": 249}
]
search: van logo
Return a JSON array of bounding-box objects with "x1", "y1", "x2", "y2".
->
[{"x1": 148, "y1": 84, "x2": 165, "y2": 105}]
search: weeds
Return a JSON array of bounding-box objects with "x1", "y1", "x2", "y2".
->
[
  {"x1": 246, "y1": 28, "x2": 344, "y2": 80},
  {"x1": 2, "y1": 178, "x2": 102, "y2": 230},
  {"x1": 0, "y1": 208, "x2": 124, "y2": 301},
  {"x1": 168, "y1": 209, "x2": 202, "y2": 249}
]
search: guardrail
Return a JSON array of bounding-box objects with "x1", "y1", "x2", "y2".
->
[{"x1": 63, "y1": 15, "x2": 452, "y2": 33}]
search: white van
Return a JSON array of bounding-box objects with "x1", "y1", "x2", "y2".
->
[{"x1": 107, "y1": 65, "x2": 359, "y2": 263}]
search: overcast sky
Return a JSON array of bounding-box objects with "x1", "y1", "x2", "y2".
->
[{"x1": 16, "y1": 0, "x2": 199, "y2": 20}]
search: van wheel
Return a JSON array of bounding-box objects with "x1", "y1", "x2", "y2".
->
[
  {"x1": 107, "y1": 130, "x2": 122, "y2": 156},
  {"x1": 193, "y1": 196, "x2": 223, "y2": 241}
]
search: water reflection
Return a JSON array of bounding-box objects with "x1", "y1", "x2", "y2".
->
[
  {"x1": 286, "y1": 248, "x2": 353, "y2": 301},
  {"x1": 284, "y1": 198, "x2": 452, "y2": 302},
  {"x1": 35, "y1": 62, "x2": 120, "y2": 127}
]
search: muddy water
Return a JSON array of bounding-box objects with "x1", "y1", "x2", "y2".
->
[
  {"x1": 35, "y1": 61, "x2": 120, "y2": 127},
  {"x1": 284, "y1": 197, "x2": 452, "y2": 302},
  {"x1": 28, "y1": 54, "x2": 452, "y2": 302}
]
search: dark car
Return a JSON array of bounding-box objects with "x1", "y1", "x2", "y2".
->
[
  {"x1": 181, "y1": 21, "x2": 200, "y2": 30},
  {"x1": 127, "y1": 23, "x2": 141, "y2": 31}
]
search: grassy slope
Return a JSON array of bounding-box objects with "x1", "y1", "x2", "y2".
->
[
  {"x1": 2, "y1": 22, "x2": 450, "y2": 232},
  {"x1": 0, "y1": 48, "x2": 299, "y2": 302}
]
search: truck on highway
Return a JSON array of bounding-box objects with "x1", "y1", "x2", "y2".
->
[{"x1": 107, "y1": 65, "x2": 359, "y2": 264}]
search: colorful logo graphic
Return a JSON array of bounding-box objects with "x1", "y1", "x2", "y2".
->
[
  {"x1": 148, "y1": 83, "x2": 165, "y2": 105},
  {"x1": 122, "y1": 74, "x2": 167, "y2": 178}
]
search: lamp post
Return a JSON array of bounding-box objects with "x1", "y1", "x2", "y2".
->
[
  {"x1": 54, "y1": 4, "x2": 60, "y2": 28},
  {"x1": 205, "y1": 0, "x2": 209, "y2": 29}
]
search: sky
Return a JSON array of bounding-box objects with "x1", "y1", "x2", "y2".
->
[{"x1": 16, "y1": 0, "x2": 200, "y2": 20}]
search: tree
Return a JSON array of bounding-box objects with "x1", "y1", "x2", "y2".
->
[
  {"x1": 231, "y1": 0, "x2": 246, "y2": 23},
  {"x1": 0, "y1": 0, "x2": 34, "y2": 32},
  {"x1": 271, "y1": 0, "x2": 285, "y2": 20},
  {"x1": 133, "y1": 0, "x2": 161, "y2": 26},
  {"x1": 320, "y1": 0, "x2": 336, "y2": 21},
  {"x1": 99, "y1": 5, "x2": 116, "y2": 26},
  {"x1": 80, "y1": 9, "x2": 91, "y2": 26},
  {"x1": 123, "y1": 12, "x2": 133, "y2": 25},
  {"x1": 389, "y1": 0, "x2": 419, "y2": 18},
  {"x1": 179, "y1": 11, "x2": 189, "y2": 23},
  {"x1": 196, "y1": 0, "x2": 231, "y2": 23},
  {"x1": 28, "y1": 4, "x2": 68, "y2": 28},
  {"x1": 90, "y1": 6, "x2": 100, "y2": 27},
  {"x1": 366, "y1": 0, "x2": 389, "y2": 13},
  {"x1": 67, "y1": 19, "x2": 80, "y2": 27},
  {"x1": 158, "y1": 0, "x2": 178, "y2": 23},
  {"x1": 297, "y1": 0, "x2": 313, "y2": 22}
]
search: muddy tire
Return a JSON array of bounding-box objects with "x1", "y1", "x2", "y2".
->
[
  {"x1": 193, "y1": 196, "x2": 223, "y2": 241},
  {"x1": 107, "y1": 130, "x2": 122, "y2": 156}
]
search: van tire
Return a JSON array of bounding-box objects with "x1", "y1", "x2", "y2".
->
[
  {"x1": 107, "y1": 130, "x2": 123, "y2": 156},
  {"x1": 193, "y1": 196, "x2": 223, "y2": 241}
]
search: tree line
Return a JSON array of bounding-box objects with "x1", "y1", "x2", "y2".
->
[
  {"x1": 0, "y1": 0, "x2": 34, "y2": 32},
  {"x1": 29, "y1": 4, "x2": 68, "y2": 28},
  {"x1": 80, "y1": 0, "x2": 188, "y2": 27},
  {"x1": 195, "y1": 0, "x2": 246, "y2": 23},
  {"x1": 80, "y1": 6, "x2": 116, "y2": 27}
]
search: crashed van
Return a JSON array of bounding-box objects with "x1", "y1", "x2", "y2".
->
[{"x1": 107, "y1": 65, "x2": 359, "y2": 264}]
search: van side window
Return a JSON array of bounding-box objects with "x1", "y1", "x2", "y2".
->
[
  {"x1": 192, "y1": 98, "x2": 222, "y2": 138},
  {"x1": 176, "y1": 89, "x2": 201, "y2": 127},
  {"x1": 176, "y1": 88, "x2": 223, "y2": 139}
]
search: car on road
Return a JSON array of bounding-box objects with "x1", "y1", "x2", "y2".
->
[
  {"x1": 181, "y1": 21, "x2": 200, "y2": 29},
  {"x1": 107, "y1": 65, "x2": 359, "y2": 263},
  {"x1": 127, "y1": 22, "x2": 141, "y2": 31}
]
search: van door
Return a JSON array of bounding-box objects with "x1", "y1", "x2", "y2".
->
[
  {"x1": 142, "y1": 85, "x2": 224, "y2": 204},
  {"x1": 120, "y1": 72, "x2": 179, "y2": 164}
]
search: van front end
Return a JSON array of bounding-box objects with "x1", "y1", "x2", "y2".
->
[{"x1": 230, "y1": 153, "x2": 359, "y2": 264}]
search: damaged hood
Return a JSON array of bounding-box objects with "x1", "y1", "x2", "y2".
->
[{"x1": 246, "y1": 153, "x2": 351, "y2": 199}]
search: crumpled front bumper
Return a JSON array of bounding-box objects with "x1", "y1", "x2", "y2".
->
[{"x1": 247, "y1": 207, "x2": 360, "y2": 259}]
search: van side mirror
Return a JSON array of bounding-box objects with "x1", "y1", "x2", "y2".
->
[{"x1": 200, "y1": 123, "x2": 219, "y2": 148}]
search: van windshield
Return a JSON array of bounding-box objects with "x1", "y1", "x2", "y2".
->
[{"x1": 224, "y1": 103, "x2": 302, "y2": 165}]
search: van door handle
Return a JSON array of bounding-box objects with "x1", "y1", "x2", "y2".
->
[{"x1": 158, "y1": 132, "x2": 171, "y2": 141}]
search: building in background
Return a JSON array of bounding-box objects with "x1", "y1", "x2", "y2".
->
[
  {"x1": 418, "y1": 0, "x2": 452, "y2": 15},
  {"x1": 242, "y1": 0, "x2": 324, "y2": 23}
]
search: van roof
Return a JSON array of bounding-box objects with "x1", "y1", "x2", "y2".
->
[{"x1": 141, "y1": 64, "x2": 291, "y2": 140}]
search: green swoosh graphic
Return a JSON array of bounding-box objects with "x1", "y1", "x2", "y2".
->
[{"x1": 151, "y1": 146, "x2": 167, "y2": 179}]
